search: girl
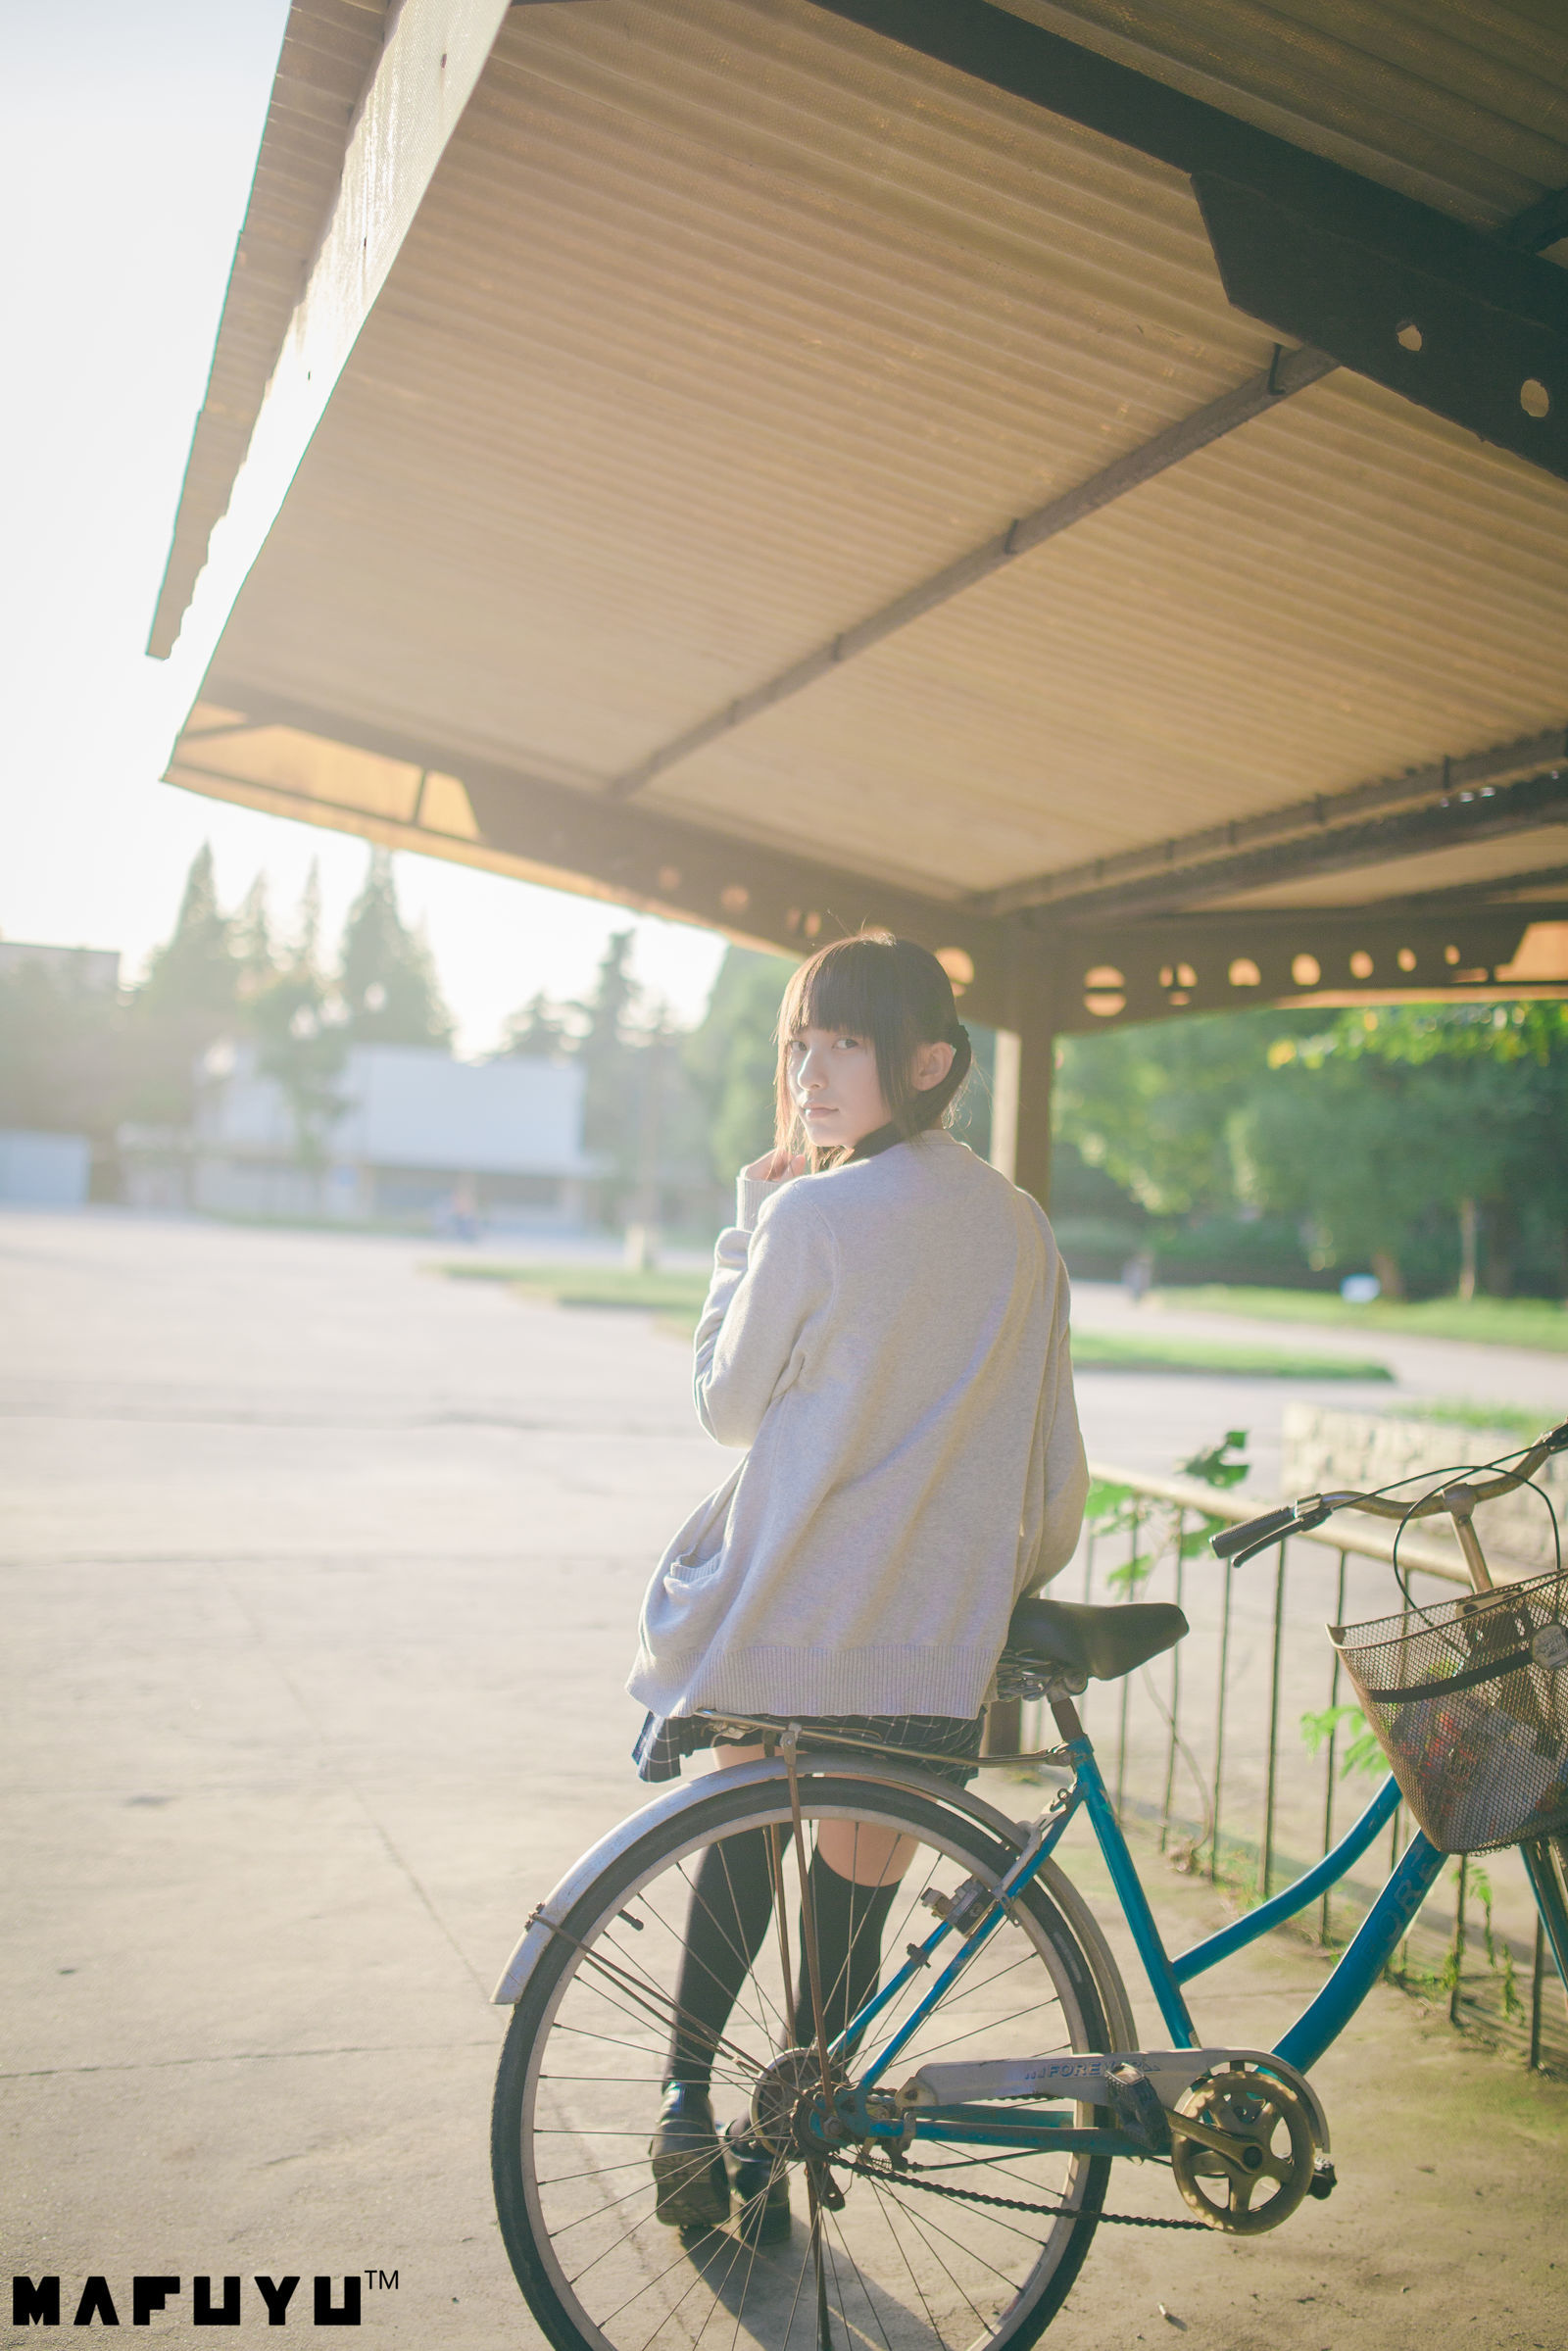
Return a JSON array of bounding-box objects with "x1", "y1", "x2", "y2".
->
[{"x1": 627, "y1": 932, "x2": 1087, "y2": 2238}]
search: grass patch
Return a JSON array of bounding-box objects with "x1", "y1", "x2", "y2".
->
[
  {"x1": 441, "y1": 1262, "x2": 1391, "y2": 1373},
  {"x1": 1396, "y1": 1398, "x2": 1557, "y2": 1442},
  {"x1": 1071, "y1": 1330, "x2": 1392, "y2": 1380},
  {"x1": 439, "y1": 1261, "x2": 710, "y2": 1317},
  {"x1": 1166, "y1": 1286, "x2": 1568, "y2": 1354}
]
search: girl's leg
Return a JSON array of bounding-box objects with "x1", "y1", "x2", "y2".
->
[
  {"x1": 653, "y1": 1746, "x2": 776, "y2": 2229},
  {"x1": 685, "y1": 1744, "x2": 914, "y2": 2062},
  {"x1": 655, "y1": 1745, "x2": 908, "y2": 2243},
  {"x1": 664, "y1": 1824, "x2": 775, "y2": 2086}
]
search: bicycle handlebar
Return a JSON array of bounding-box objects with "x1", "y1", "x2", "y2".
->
[{"x1": 1209, "y1": 1420, "x2": 1568, "y2": 1568}]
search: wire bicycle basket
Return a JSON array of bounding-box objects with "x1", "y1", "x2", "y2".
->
[{"x1": 1332, "y1": 1570, "x2": 1568, "y2": 1854}]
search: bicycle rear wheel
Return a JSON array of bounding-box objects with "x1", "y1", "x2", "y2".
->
[{"x1": 492, "y1": 1771, "x2": 1110, "y2": 2351}]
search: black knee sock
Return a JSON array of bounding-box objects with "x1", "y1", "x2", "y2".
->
[
  {"x1": 793, "y1": 1851, "x2": 900, "y2": 2057},
  {"x1": 667, "y1": 1828, "x2": 777, "y2": 2089}
]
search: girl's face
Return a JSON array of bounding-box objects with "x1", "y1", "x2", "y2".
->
[
  {"x1": 787, "y1": 1025, "x2": 956, "y2": 1151},
  {"x1": 786, "y1": 1026, "x2": 891, "y2": 1151}
]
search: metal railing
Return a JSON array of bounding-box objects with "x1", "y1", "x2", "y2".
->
[{"x1": 1018, "y1": 1460, "x2": 1567, "y2": 2073}]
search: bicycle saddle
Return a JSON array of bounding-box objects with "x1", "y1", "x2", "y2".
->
[{"x1": 1004, "y1": 1594, "x2": 1188, "y2": 1684}]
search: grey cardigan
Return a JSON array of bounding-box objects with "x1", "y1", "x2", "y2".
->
[{"x1": 627, "y1": 1130, "x2": 1088, "y2": 1721}]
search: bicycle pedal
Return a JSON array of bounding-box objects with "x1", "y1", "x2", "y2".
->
[
  {"x1": 1105, "y1": 2062, "x2": 1171, "y2": 2155},
  {"x1": 1308, "y1": 2158, "x2": 1337, "y2": 2201}
]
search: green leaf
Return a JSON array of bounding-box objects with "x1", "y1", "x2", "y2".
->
[
  {"x1": 1083, "y1": 1480, "x2": 1134, "y2": 1526},
  {"x1": 1178, "y1": 1432, "x2": 1251, "y2": 1490},
  {"x1": 1107, "y1": 1554, "x2": 1155, "y2": 1592},
  {"x1": 1299, "y1": 1702, "x2": 1384, "y2": 1777}
]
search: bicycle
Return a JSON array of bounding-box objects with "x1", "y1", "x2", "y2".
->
[{"x1": 490, "y1": 1425, "x2": 1568, "y2": 2351}]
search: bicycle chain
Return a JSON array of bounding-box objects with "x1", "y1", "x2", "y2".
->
[{"x1": 832, "y1": 2154, "x2": 1210, "y2": 2231}]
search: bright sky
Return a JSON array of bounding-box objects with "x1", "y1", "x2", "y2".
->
[{"x1": 0, "y1": 0, "x2": 727, "y2": 1051}]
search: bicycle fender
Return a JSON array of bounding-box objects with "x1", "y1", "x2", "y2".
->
[{"x1": 489, "y1": 1752, "x2": 1066, "y2": 2006}]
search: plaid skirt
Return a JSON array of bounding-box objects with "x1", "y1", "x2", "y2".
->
[{"x1": 633, "y1": 1708, "x2": 985, "y2": 1790}]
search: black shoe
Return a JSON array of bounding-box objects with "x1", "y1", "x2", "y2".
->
[
  {"x1": 650, "y1": 2084, "x2": 730, "y2": 2230},
  {"x1": 725, "y1": 2121, "x2": 792, "y2": 2247}
]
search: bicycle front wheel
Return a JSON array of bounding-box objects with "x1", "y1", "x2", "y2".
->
[{"x1": 492, "y1": 1770, "x2": 1110, "y2": 2351}]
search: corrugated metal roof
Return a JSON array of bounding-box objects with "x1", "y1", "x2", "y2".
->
[
  {"x1": 147, "y1": 0, "x2": 389, "y2": 658},
  {"x1": 997, "y1": 0, "x2": 1568, "y2": 227},
  {"x1": 163, "y1": 0, "x2": 1568, "y2": 929}
]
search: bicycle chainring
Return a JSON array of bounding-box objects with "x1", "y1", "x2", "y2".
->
[{"x1": 1168, "y1": 2062, "x2": 1316, "y2": 2235}]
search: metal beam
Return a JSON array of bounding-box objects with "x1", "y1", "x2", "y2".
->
[
  {"x1": 981, "y1": 727, "x2": 1568, "y2": 917},
  {"x1": 1195, "y1": 174, "x2": 1568, "y2": 481},
  {"x1": 1017, "y1": 765, "x2": 1568, "y2": 928},
  {"x1": 1383, "y1": 862, "x2": 1568, "y2": 913},
  {"x1": 175, "y1": 681, "x2": 1010, "y2": 1021},
  {"x1": 1045, "y1": 906, "x2": 1565, "y2": 1034},
  {"x1": 810, "y1": 0, "x2": 1568, "y2": 476},
  {"x1": 606, "y1": 342, "x2": 1336, "y2": 800},
  {"x1": 1503, "y1": 183, "x2": 1568, "y2": 257}
]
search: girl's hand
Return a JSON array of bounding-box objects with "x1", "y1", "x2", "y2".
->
[{"x1": 742, "y1": 1148, "x2": 808, "y2": 1183}]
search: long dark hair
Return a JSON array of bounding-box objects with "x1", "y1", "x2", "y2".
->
[{"x1": 774, "y1": 933, "x2": 973, "y2": 1163}]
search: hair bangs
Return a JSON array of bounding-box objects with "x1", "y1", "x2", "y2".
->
[{"x1": 784, "y1": 941, "x2": 887, "y2": 1046}]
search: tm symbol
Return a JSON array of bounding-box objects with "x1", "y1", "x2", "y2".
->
[{"x1": 365, "y1": 2270, "x2": 400, "y2": 2290}]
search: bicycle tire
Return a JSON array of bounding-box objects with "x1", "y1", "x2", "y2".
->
[{"x1": 493, "y1": 1770, "x2": 1111, "y2": 2351}]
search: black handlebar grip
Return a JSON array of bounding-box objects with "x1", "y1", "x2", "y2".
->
[{"x1": 1211, "y1": 1506, "x2": 1296, "y2": 1562}]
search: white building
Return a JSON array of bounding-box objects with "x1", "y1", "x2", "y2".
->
[
  {"x1": 0, "y1": 942, "x2": 120, "y2": 992},
  {"x1": 126, "y1": 1042, "x2": 604, "y2": 1229}
]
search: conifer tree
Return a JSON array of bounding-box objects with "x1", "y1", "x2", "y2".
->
[
  {"x1": 232, "y1": 874, "x2": 275, "y2": 1003},
  {"x1": 337, "y1": 849, "x2": 452, "y2": 1045},
  {"x1": 138, "y1": 844, "x2": 238, "y2": 1021},
  {"x1": 501, "y1": 992, "x2": 572, "y2": 1057},
  {"x1": 253, "y1": 865, "x2": 349, "y2": 1167}
]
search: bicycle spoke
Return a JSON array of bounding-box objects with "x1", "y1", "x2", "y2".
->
[
  {"x1": 858, "y1": 2169, "x2": 949, "y2": 2350},
  {"x1": 823, "y1": 2196, "x2": 898, "y2": 2351},
  {"x1": 875, "y1": 2170, "x2": 1026, "y2": 2298},
  {"x1": 858, "y1": 2169, "x2": 996, "y2": 2337},
  {"x1": 549, "y1": 2016, "x2": 760, "y2": 2090}
]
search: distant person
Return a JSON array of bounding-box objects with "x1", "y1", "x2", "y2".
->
[
  {"x1": 625, "y1": 931, "x2": 1088, "y2": 2242},
  {"x1": 1122, "y1": 1248, "x2": 1153, "y2": 1306}
]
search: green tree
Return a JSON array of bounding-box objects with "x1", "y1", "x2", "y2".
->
[
  {"x1": 137, "y1": 844, "x2": 238, "y2": 1025},
  {"x1": 1267, "y1": 1004, "x2": 1568, "y2": 1298},
  {"x1": 683, "y1": 947, "x2": 797, "y2": 1179},
  {"x1": 123, "y1": 844, "x2": 249, "y2": 1124},
  {"x1": 232, "y1": 873, "x2": 275, "y2": 1004},
  {"x1": 251, "y1": 867, "x2": 349, "y2": 1169},
  {"x1": 337, "y1": 849, "x2": 452, "y2": 1045},
  {"x1": 576, "y1": 932, "x2": 644, "y2": 1203},
  {"x1": 501, "y1": 991, "x2": 573, "y2": 1058},
  {"x1": 1054, "y1": 1006, "x2": 1313, "y2": 1216},
  {"x1": 1240, "y1": 1038, "x2": 1475, "y2": 1298}
]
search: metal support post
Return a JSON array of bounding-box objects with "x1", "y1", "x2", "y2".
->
[
  {"x1": 989, "y1": 943, "x2": 1056, "y2": 1206},
  {"x1": 1319, "y1": 1551, "x2": 1348, "y2": 1945},
  {"x1": 984, "y1": 952, "x2": 1056, "y2": 1760},
  {"x1": 1209, "y1": 1564, "x2": 1234, "y2": 1885},
  {"x1": 1259, "y1": 1543, "x2": 1288, "y2": 1900}
]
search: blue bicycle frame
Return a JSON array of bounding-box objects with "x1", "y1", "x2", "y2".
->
[{"x1": 824, "y1": 1729, "x2": 1446, "y2": 2161}]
